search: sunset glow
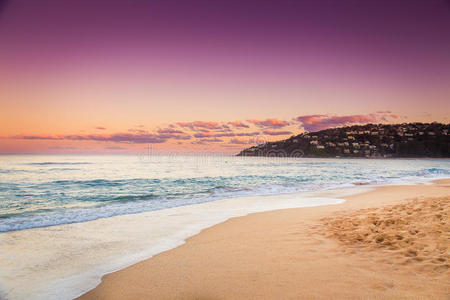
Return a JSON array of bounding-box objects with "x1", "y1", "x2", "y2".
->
[{"x1": 1, "y1": 0, "x2": 449, "y2": 154}]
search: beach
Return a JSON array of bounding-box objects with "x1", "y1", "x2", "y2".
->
[
  {"x1": 2, "y1": 0, "x2": 450, "y2": 299},
  {"x1": 80, "y1": 179, "x2": 450, "y2": 299}
]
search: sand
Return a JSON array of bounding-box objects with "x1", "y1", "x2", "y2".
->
[{"x1": 79, "y1": 179, "x2": 450, "y2": 299}]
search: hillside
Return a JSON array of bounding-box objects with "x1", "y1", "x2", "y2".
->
[{"x1": 237, "y1": 123, "x2": 450, "y2": 158}]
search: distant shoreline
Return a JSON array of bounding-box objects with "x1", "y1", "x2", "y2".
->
[
  {"x1": 236, "y1": 155, "x2": 450, "y2": 160},
  {"x1": 238, "y1": 122, "x2": 450, "y2": 158}
]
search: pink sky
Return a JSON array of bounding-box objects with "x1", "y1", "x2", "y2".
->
[{"x1": 0, "y1": 0, "x2": 449, "y2": 154}]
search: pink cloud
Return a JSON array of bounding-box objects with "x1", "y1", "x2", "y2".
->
[
  {"x1": 73, "y1": 133, "x2": 167, "y2": 143},
  {"x1": 376, "y1": 110, "x2": 392, "y2": 114},
  {"x1": 193, "y1": 132, "x2": 235, "y2": 138},
  {"x1": 190, "y1": 140, "x2": 207, "y2": 145},
  {"x1": 295, "y1": 114, "x2": 379, "y2": 131},
  {"x1": 10, "y1": 132, "x2": 189, "y2": 144},
  {"x1": 228, "y1": 120, "x2": 249, "y2": 128},
  {"x1": 95, "y1": 126, "x2": 106, "y2": 130},
  {"x1": 202, "y1": 138, "x2": 223, "y2": 143},
  {"x1": 48, "y1": 146, "x2": 77, "y2": 150},
  {"x1": 192, "y1": 130, "x2": 261, "y2": 139},
  {"x1": 128, "y1": 128, "x2": 148, "y2": 134},
  {"x1": 157, "y1": 128, "x2": 185, "y2": 134},
  {"x1": 236, "y1": 131, "x2": 260, "y2": 136},
  {"x1": 229, "y1": 137, "x2": 249, "y2": 144},
  {"x1": 177, "y1": 121, "x2": 222, "y2": 130},
  {"x1": 157, "y1": 132, "x2": 191, "y2": 140},
  {"x1": 12, "y1": 134, "x2": 64, "y2": 140},
  {"x1": 191, "y1": 138, "x2": 224, "y2": 145},
  {"x1": 247, "y1": 118, "x2": 289, "y2": 128},
  {"x1": 229, "y1": 137, "x2": 263, "y2": 145},
  {"x1": 263, "y1": 130, "x2": 292, "y2": 136}
]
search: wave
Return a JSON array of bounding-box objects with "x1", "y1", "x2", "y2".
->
[
  {"x1": 1, "y1": 161, "x2": 449, "y2": 233},
  {"x1": 0, "y1": 169, "x2": 25, "y2": 174},
  {"x1": 0, "y1": 180, "x2": 329, "y2": 232},
  {"x1": 401, "y1": 168, "x2": 450, "y2": 178}
]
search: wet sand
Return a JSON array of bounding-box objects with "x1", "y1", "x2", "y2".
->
[{"x1": 80, "y1": 179, "x2": 450, "y2": 299}]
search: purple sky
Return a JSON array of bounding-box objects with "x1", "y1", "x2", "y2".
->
[
  {"x1": 0, "y1": 0, "x2": 449, "y2": 153},
  {"x1": 2, "y1": 0, "x2": 449, "y2": 71}
]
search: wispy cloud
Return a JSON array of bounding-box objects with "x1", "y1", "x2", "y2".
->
[
  {"x1": 12, "y1": 133, "x2": 167, "y2": 144},
  {"x1": 229, "y1": 137, "x2": 249, "y2": 144},
  {"x1": 128, "y1": 128, "x2": 148, "y2": 134},
  {"x1": 247, "y1": 118, "x2": 289, "y2": 128},
  {"x1": 236, "y1": 131, "x2": 260, "y2": 136},
  {"x1": 229, "y1": 137, "x2": 263, "y2": 145},
  {"x1": 376, "y1": 110, "x2": 391, "y2": 114},
  {"x1": 156, "y1": 128, "x2": 191, "y2": 140},
  {"x1": 228, "y1": 120, "x2": 249, "y2": 128},
  {"x1": 177, "y1": 121, "x2": 224, "y2": 131},
  {"x1": 295, "y1": 114, "x2": 379, "y2": 131},
  {"x1": 193, "y1": 132, "x2": 235, "y2": 138},
  {"x1": 263, "y1": 130, "x2": 292, "y2": 136},
  {"x1": 95, "y1": 126, "x2": 106, "y2": 130},
  {"x1": 191, "y1": 138, "x2": 224, "y2": 145}
]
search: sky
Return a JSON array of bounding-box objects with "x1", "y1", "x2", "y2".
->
[{"x1": 0, "y1": 0, "x2": 449, "y2": 154}]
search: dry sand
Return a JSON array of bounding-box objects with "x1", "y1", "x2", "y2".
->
[{"x1": 80, "y1": 179, "x2": 450, "y2": 299}]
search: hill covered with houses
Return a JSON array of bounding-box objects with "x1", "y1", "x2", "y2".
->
[{"x1": 237, "y1": 123, "x2": 449, "y2": 158}]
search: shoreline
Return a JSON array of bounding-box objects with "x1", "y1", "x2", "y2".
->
[
  {"x1": 0, "y1": 177, "x2": 448, "y2": 299},
  {"x1": 0, "y1": 180, "x2": 372, "y2": 300},
  {"x1": 79, "y1": 179, "x2": 450, "y2": 299}
]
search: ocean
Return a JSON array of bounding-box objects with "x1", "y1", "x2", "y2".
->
[{"x1": 0, "y1": 155, "x2": 449, "y2": 299}]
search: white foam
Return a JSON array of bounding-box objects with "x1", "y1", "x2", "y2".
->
[{"x1": 0, "y1": 186, "x2": 370, "y2": 300}]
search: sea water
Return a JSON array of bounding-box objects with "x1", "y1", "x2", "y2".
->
[{"x1": 0, "y1": 155, "x2": 449, "y2": 299}]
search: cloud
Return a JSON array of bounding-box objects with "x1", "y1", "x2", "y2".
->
[
  {"x1": 228, "y1": 120, "x2": 249, "y2": 128},
  {"x1": 11, "y1": 130, "x2": 194, "y2": 143},
  {"x1": 48, "y1": 146, "x2": 77, "y2": 150},
  {"x1": 157, "y1": 128, "x2": 191, "y2": 140},
  {"x1": 177, "y1": 121, "x2": 222, "y2": 130},
  {"x1": 263, "y1": 130, "x2": 292, "y2": 136},
  {"x1": 12, "y1": 133, "x2": 167, "y2": 144},
  {"x1": 6, "y1": 114, "x2": 402, "y2": 151},
  {"x1": 229, "y1": 137, "x2": 263, "y2": 145},
  {"x1": 229, "y1": 137, "x2": 248, "y2": 144},
  {"x1": 295, "y1": 114, "x2": 379, "y2": 131},
  {"x1": 193, "y1": 132, "x2": 235, "y2": 138},
  {"x1": 236, "y1": 131, "x2": 260, "y2": 136},
  {"x1": 158, "y1": 133, "x2": 191, "y2": 140},
  {"x1": 12, "y1": 134, "x2": 64, "y2": 140},
  {"x1": 220, "y1": 144, "x2": 245, "y2": 148},
  {"x1": 79, "y1": 133, "x2": 168, "y2": 143},
  {"x1": 247, "y1": 118, "x2": 289, "y2": 128},
  {"x1": 128, "y1": 128, "x2": 148, "y2": 134},
  {"x1": 105, "y1": 146, "x2": 126, "y2": 150},
  {"x1": 190, "y1": 140, "x2": 206, "y2": 145},
  {"x1": 376, "y1": 110, "x2": 392, "y2": 114},
  {"x1": 202, "y1": 138, "x2": 224, "y2": 143},
  {"x1": 191, "y1": 138, "x2": 224, "y2": 145},
  {"x1": 176, "y1": 121, "x2": 233, "y2": 133}
]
